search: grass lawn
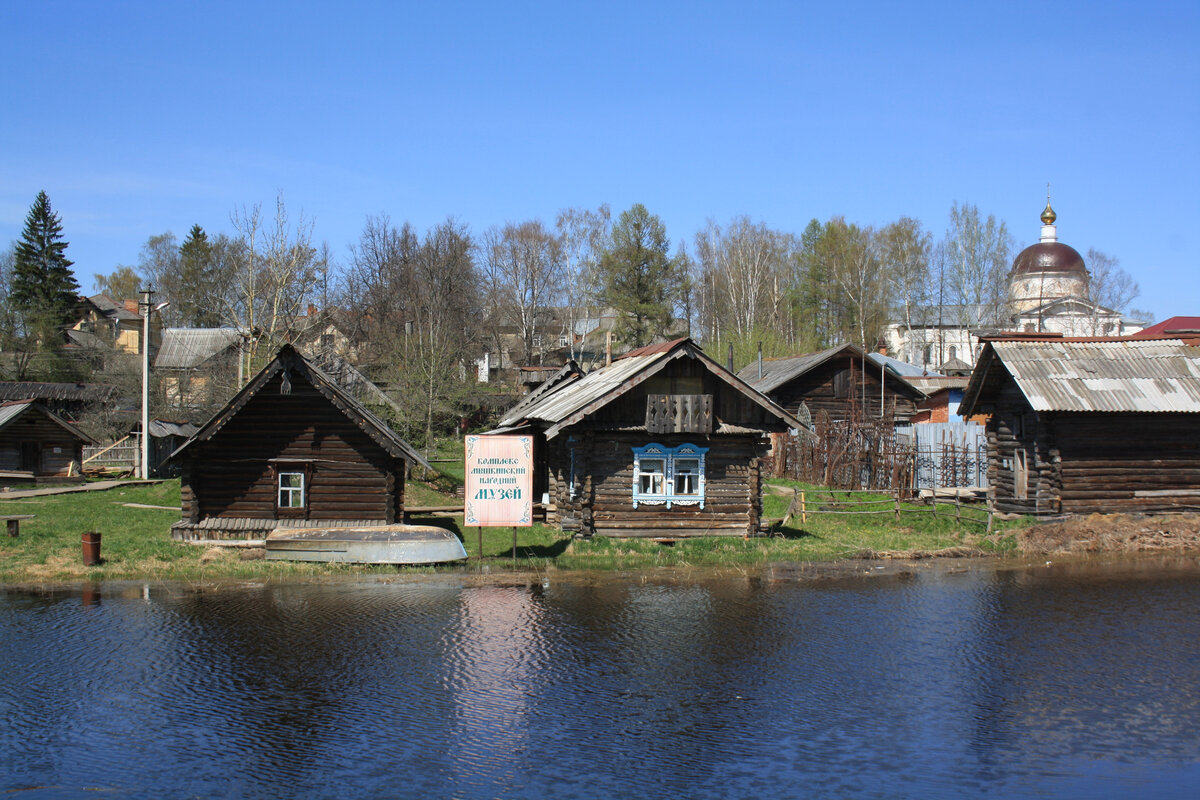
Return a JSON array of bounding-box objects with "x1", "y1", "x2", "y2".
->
[{"x1": 0, "y1": 464, "x2": 1026, "y2": 585}]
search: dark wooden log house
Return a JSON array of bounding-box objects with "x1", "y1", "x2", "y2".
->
[
  {"x1": 0, "y1": 400, "x2": 97, "y2": 485},
  {"x1": 959, "y1": 336, "x2": 1200, "y2": 514},
  {"x1": 169, "y1": 344, "x2": 430, "y2": 541},
  {"x1": 491, "y1": 338, "x2": 803, "y2": 538},
  {"x1": 737, "y1": 343, "x2": 926, "y2": 426}
]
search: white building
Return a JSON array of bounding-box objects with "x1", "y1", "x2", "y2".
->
[{"x1": 886, "y1": 202, "x2": 1143, "y2": 372}]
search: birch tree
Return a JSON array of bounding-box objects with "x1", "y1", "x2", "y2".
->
[
  {"x1": 555, "y1": 204, "x2": 610, "y2": 360},
  {"x1": 227, "y1": 195, "x2": 323, "y2": 371},
  {"x1": 481, "y1": 219, "x2": 564, "y2": 365},
  {"x1": 943, "y1": 202, "x2": 1013, "y2": 336}
]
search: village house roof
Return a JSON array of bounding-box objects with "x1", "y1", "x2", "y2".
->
[
  {"x1": 960, "y1": 338, "x2": 1200, "y2": 417},
  {"x1": 496, "y1": 337, "x2": 801, "y2": 439},
  {"x1": 1131, "y1": 316, "x2": 1200, "y2": 338},
  {"x1": 154, "y1": 328, "x2": 243, "y2": 369},
  {"x1": 170, "y1": 344, "x2": 431, "y2": 469},
  {"x1": 0, "y1": 400, "x2": 98, "y2": 445},
  {"x1": 0, "y1": 382, "x2": 116, "y2": 405},
  {"x1": 739, "y1": 343, "x2": 927, "y2": 400},
  {"x1": 83, "y1": 294, "x2": 142, "y2": 322}
]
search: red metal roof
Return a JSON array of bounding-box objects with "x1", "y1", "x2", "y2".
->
[{"x1": 1131, "y1": 316, "x2": 1200, "y2": 337}]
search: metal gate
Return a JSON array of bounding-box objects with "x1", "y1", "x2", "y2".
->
[{"x1": 912, "y1": 421, "x2": 987, "y2": 489}]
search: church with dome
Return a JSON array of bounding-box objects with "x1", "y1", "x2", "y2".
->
[{"x1": 884, "y1": 200, "x2": 1143, "y2": 373}]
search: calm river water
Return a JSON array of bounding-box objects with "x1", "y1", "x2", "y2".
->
[{"x1": 3, "y1": 558, "x2": 1200, "y2": 799}]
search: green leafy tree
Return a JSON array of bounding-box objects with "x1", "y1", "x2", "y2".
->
[
  {"x1": 94, "y1": 265, "x2": 142, "y2": 300},
  {"x1": 11, "y1": 191, "x2": 80, "y2": 327},
  {"x1": 595, "y1": 203, "x2": 684, "y2": 349}
]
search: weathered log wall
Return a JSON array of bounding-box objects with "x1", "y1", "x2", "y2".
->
[
  {"x1": 179, "y1": 374, "x2": 404, "y2": 524},
  {"x1": 766, "y1": 357, "x2": 920, "y2": 424},
  {"x1": 0, "y1": 413, "x2": 84, "y2": 476},
  {"x1": 547, "y1": 431, "x2": 767, "y2": 537}
]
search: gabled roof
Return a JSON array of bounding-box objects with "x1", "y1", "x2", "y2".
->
[
  {"x1": 496, "y1": 338, "x2": 801, "y2": 439},
  {"x1": 155, "y1": 328, "x2": 243, "y2": 369},
  {"x1": 0, "y1": 400, "x2": 98, "y2": 445},
  {"x1": 499, "y1": 360, "x2": 583, "y2": 426},
  {"x1": 305, "y1": 347, "x2": 403, "y2": 417},
  {"x1": 85, "y1": 294, "x2": 141, "y2": 322},
  {"x1": 739, "y1": 343, "x2": 926, "y2": 400},
  {"x1": 170, "y1": 344, "x2": 431, "y2": 469},
  {"x1": 960, "y1": 338, "x2": 1200, "y2": 416}
]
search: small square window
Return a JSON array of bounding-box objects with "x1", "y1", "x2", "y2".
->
[
  {"x1": 278, "y1": 472, "x2": 305, "y2": 509},
  {"x1": 674, "y1": 458, "x2": 700, "y2": 495},
  {"x1": 639, "y1": 458, "x2": 665, "y2": 495}
]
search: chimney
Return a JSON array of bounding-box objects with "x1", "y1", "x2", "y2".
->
[
  {"x1": 605, "y1": 331, "x2": 612, "y2": 366},
  {"x1": 727, "y1": 343, "x2": 734, "y2": 372},
  {"x1": 757, "y1": 341, "x2": 763, "y2": 379},
  {"x1": 308, "y1": 304, "x2": 318, "y2": 317}
]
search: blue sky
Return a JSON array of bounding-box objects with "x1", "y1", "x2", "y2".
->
[{"x1": 2, "y1": 1, "x2": 1197, "y2": 319}]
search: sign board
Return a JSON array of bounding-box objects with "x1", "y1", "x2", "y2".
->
[{"x1": 464, "y1": 435, "x2": 533, "y2": 526}]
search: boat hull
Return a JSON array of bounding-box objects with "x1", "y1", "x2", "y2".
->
[{"x1": 265, "y1": 524, "x2": 468, "y2": 564}]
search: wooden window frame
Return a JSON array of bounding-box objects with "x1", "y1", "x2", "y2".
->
[
  {"x1": 272, "y1": 460, "x2": 313, "y2": 518},
  {"x1": 632, "y1": 443, "x2": 709, "y2": 510}
]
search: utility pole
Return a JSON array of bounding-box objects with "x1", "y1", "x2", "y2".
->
[
  {"x1": 140, "y1": 287, "x2": 153, "y2": 480},
  {"x1": 140, "y1": 288, "x2": 169, "y2": 480}
]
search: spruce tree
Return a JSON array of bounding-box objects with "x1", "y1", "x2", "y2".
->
[
  {"x1": 595, "y1": 204, "x2": 683, "y2": 349},
  {"x1": 12, "y1": 191, "x2": 80, "y2": 326},
  {"x1": 178, "y1": 224, "x2": 221, "y2": 326}
]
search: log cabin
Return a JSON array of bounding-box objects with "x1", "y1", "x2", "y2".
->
[
  {"x1": 0, "y1": 400, "x2": 96, "y2": 485},
  {"x1": 959, "y1": 336, "x2": 1200, "y2": 515},
  {"x1": 169, "y1": 344, "x2": 430, "y2": 541},
  {"x1": 737, "y1": 343, "x2": 926, "y2": 427},
  {"x1": 490, "y1": 337, "x2": 803, "y2": 538}
]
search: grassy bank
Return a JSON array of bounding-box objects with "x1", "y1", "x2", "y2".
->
[{"x1": 0, "y1": 472, "x2": 1026, "y2": 585}]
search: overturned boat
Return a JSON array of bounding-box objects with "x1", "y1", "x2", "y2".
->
[{"x1": 265, "y1": 524, "x2": 468, "y2": 564}]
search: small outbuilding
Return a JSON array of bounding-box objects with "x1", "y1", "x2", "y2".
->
[
  {"x1": 738, "y1": 343, "x2": 926, "y2": 427},
  {"x1": 959, "y1": 335, "x2": 1200, "y2": 515},
  {"x1": 492, "y1": 337, "x2": 802, "y2": 538},
  {"x1": 169, "y1": 344, "x2": 430, "y2": 541},
  {"x1": 0, "y1": 400, "x2": 97, "y2": 484}
]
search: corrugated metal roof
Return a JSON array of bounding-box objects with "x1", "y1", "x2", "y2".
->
[
  {"x1": 0, "y1": 401, "x2": 33, "y2": 428},
  {"x1": 993, "y1": 339, "x2": 1200, "y2": 413},
  {"x1": 155, "y1": 328, "x2": 242, "y2": 369}
]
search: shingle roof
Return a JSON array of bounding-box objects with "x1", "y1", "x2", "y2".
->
[
  {"x1": 962, "y1": 338, "x2": 1200, "y2": 415},
  {"x1": 0, "y1": 382, "x2": 116, "y2": 404}
]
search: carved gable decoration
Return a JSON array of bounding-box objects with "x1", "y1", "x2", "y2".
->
[{"x1": 645, "y1": 394, "x2": 713, "y2": 434}]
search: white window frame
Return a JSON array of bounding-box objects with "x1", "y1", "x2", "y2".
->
[
  {"x1": 632, "y1": 443, "x2": 708, "y2": 509},
  {"x1": 278, "y1": 471, "x2": 306, "y2": 509}
]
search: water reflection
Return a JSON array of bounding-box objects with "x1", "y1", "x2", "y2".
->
[{"x1": 1, "y1": 560, "x2": 1199, "y2": 798}]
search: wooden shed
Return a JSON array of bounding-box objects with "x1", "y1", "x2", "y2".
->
[
  {"x1": 169, "y1": 344, "x2": 430, "y2": 541},
  {"x1": 737, "y1": 343, "x2": 926, "y2": 427},
  {"x1": 491, "y1": 337, "x2": 802, "y2": 538},
  {"x1": 0, "y1": 400, "x2": 97, "y2": 485},
  {"x1": 959, "y1": 336, "x2": 1200, "y2": 515}
]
